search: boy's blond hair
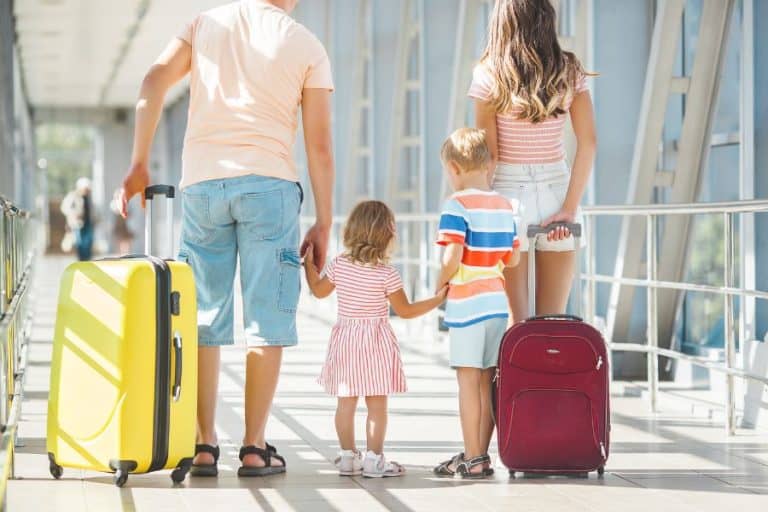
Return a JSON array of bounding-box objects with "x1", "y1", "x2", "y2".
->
[{"x1": 441, "y1": 127, "x2": 491, "y2": 172}]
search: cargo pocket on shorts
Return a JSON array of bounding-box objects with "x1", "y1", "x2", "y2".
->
[{"x1": 277, "y1": 248, "x2": 301, "y2": 313}]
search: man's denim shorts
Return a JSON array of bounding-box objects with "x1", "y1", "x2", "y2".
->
[{"x1": 178, "y1": 175, "x2": 303, "y2": 348}]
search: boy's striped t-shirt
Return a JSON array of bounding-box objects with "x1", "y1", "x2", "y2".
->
[{"x1": 437, "y1": 189, "x2": 519, "y2": 328}]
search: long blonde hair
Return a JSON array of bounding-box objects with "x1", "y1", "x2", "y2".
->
[
  {"x1": 481, "y1": 0, "x2": 587, "y2": 123},
  {"x1": 343, "y1": 201, "x2": 396, "y2": 266}
]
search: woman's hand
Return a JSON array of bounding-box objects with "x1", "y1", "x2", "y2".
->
[{"x1": 541, "y1": 209, "x2": 577, "y2": 242}]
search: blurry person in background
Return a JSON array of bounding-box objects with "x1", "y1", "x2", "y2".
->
[
  {"x1": 61, "y1": 177, "x2": 95, "y2": 261},
  {"x1": 110, "y1": 189, "x2": 134, "y2": 254}
]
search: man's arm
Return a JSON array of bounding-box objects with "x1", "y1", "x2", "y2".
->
[
  {"x1": 120, "y1": 38, "x2": 192, "y2": 216},
  {"x1": 300, "y1": 88, "x2": 335, "y2": 271}
]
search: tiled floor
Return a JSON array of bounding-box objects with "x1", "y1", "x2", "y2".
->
[{"x1": 7, "y1": 256, "x2": 768, "y2": 511}]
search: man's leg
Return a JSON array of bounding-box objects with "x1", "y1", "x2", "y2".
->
[
  {"x1": 179, "y1": 185, "x2": 237, "y2": 467},
  {"x1": 242, "y1": 346, "x2": 285, "y2": 467},
  {"x1": 234, "y1": 177, "x2": 302, "y2": 469},
  {"x1": 194, "y1": 346, "x2": 220, "y2": 465}
]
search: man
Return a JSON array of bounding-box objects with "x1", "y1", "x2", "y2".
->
[
  {"x1": 61, "y1": 177, "x2": 95, "y2": 261},
  {"x1": 119, "y1": 0, "x2": 334, "y2": 476}
]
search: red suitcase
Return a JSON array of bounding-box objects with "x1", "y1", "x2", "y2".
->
[{"x1": 494, "y1": 223, "x2": 609, "y2": 476}]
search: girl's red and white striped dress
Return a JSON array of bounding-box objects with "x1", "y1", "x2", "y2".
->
[{"x1": 318, "y1": 255, "x2": 407, "y2": 397}]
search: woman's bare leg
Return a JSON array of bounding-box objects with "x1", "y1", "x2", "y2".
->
[
  {"x1": 503, "y1": 252, "x2": 529, "y2": 324},
  {"x1": 535, "y1": 250, "x2": 576, "y2": 314}
]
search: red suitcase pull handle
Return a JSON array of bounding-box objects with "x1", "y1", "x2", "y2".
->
[{"x1": 525, "y1": 314, "x2": 583, "y2": 323}]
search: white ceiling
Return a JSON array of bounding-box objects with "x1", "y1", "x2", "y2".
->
[{"x1": 14, "y1": 0, "x2": 225, "y2": 108}]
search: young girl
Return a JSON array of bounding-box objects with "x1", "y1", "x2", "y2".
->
[
  {"x1": 470, "y1": 0, "x2": 597, "y2": 324},
  {"x1": 304, "y1": 200, "x2": 447, "y2": 478}
]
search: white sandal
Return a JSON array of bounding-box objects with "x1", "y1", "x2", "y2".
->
[
  {"x1": 362, "y1": 451, "x2": 406, "y2": 478},
  {"x1": 335, "y1": 450, "x2": 363, "y2": 476}
]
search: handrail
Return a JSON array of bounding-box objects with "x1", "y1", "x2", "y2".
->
[
  {"x1": 301, "y1": 198, "x2": 768, "y2": 436},
  {"x1": 582, "y1": 199, "x2": 768, "y2": 216},
  {"x1": 305, "y1": 199, "x2": 768, "y2": 225},
  {"x1": 0, "y1": 197, "x2": 36, "y2": 510}
]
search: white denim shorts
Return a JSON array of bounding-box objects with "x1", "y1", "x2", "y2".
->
[{"x1": 493, "y1": 161, "x2": 584, "y2": 252}]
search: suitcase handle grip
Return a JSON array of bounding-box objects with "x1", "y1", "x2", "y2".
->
[
  {"x1": 144, "y1": 185, "x2": 176, "y2": 200},
  {"x1": 172, "y1": 332, "x2": 182, "y2": 402},
  {"x1": 525, "y1": 314, "x2": 583, "y2": 323},
  {"x1": 527, "y1": 222, "x2": 581, "y2": 238}
]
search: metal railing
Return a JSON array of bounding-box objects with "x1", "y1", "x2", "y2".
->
[
  {"x1": 302, "y1": 198, "x2": 768, "y2": 435},
  {"x1": 0, "y1": 197, "x2": 36, "y2": 509},
  {"x1": 581, "y1": 200, "x2": 768, "y2": 436}
]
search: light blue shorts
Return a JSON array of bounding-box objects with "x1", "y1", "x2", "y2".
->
[
  {"x1": 449, "y1": 317, "x2": 508, "y2": 369},
  {"x1": 178, "y1": 175, "x2": 303, "y2": 347}
]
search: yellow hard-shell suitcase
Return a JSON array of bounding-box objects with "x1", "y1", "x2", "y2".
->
[{"x1": 47, "y1": 186, "x2": 197, "y2": 487}]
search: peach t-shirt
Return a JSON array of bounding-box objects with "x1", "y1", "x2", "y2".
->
[{"x1": 177, "y1": 0, "x2": 334, "y2": 188}]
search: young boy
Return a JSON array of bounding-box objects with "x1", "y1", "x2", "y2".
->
[{"x1": 433, "y1": 127, "x2": 519, "y2": 479}]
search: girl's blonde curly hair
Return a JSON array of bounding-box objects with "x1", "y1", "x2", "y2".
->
[{"x1": 343, "y1": 201, "x2": 396, "y2": 266}]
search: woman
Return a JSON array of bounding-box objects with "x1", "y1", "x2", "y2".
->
[{"x1": 471, "y1": 0, "x2": 597, "y2": 324}]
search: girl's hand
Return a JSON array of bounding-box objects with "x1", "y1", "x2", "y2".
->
[
  {"x1": 541, "y1": 209, "x2": 577, "y2": 242},
  {"x1": 435, "y1": 284, "x2": 449, "y2": 302},
  {"x1": 303, "y1": 242, "x2": 316, "y2": 270}
]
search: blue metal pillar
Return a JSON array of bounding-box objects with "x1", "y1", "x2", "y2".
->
[
  {"x1": 0, "y1": 0, "x2": 14, "y2": 199},
  {"x1": 592, "y1": 0, "x2": 652, "y2": 321},
  {"x1": 754, "y1": 0, "x2": 768, "y2": 341}
]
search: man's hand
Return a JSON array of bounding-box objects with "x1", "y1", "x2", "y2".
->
[
  {"x1": 301, "y1": 224, "x2": 330, "y2": 272},
  {"x1": 119, "y1": 163, "x2": 150, "y2": 218}
]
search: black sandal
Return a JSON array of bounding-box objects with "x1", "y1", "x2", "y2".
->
[
  {"x1": 457, "y1": 454, "x2": 492, "y2": 480},
  {"x1": 237, "y1": 443, "x2": 286, "y2": 477},
  {"x1": 433, "y1": 453, "x2": 464, "y2": 477},
  {"x1": 190, "y1": 444, "x2": 220, "y2": 477}
]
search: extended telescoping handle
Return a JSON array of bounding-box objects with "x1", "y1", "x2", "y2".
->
[
  {"x1": 144, "y1": 185, "x2": 176, "y2": 257},
  {"x1": 526, "y1": 222, "x2": 583, "y2": 319}
]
